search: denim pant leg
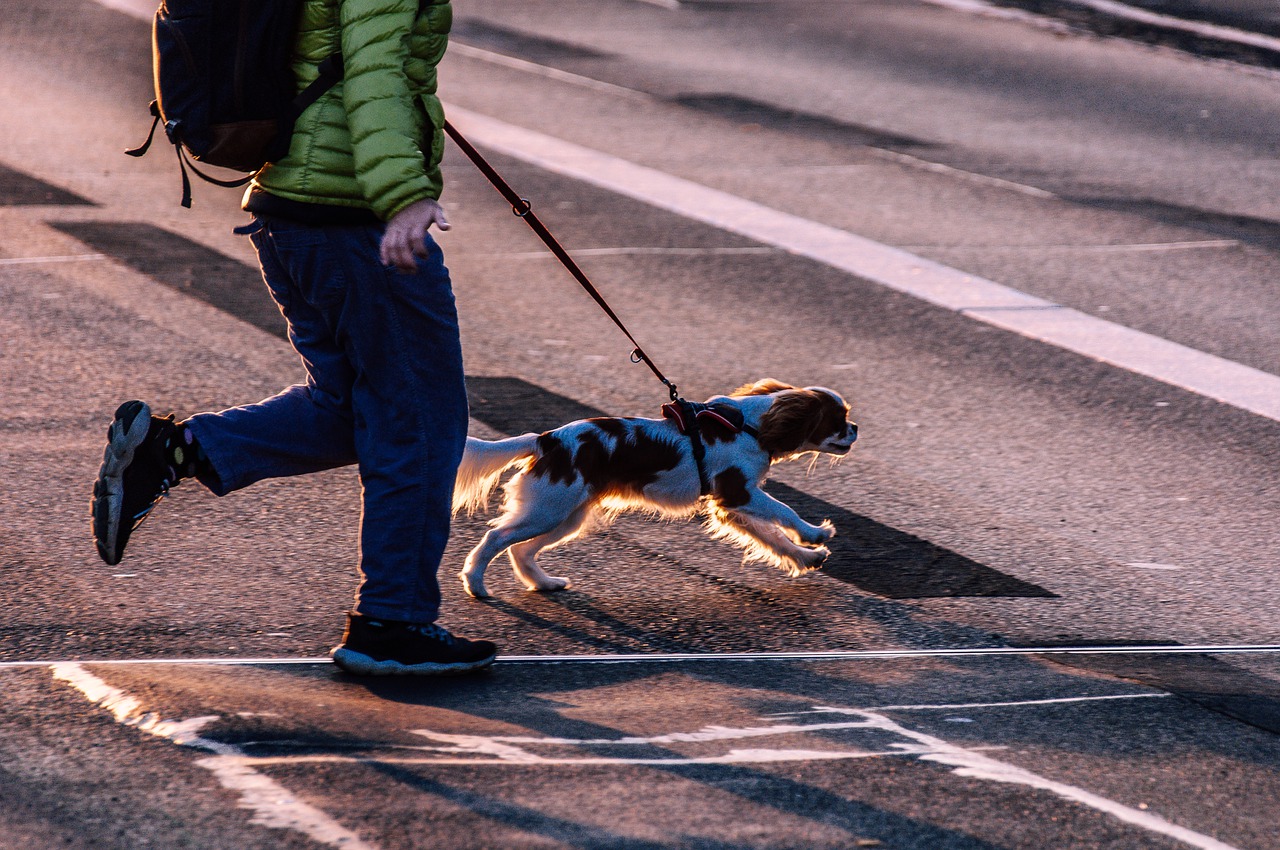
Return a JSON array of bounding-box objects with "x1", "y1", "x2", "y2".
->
[
  {"x1": 340, "y1": 226, "x2": 468, "y2": 623},
  {"x1": 185, "y1": 222, "x2": 358, "y2": 494},
  {"x1": 186, "y1": 218, "x2": 468, "y2": 624}
]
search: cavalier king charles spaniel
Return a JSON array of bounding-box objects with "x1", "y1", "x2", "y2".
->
[{"x1": 452, "y1": 379, "x2": 857, "y2": 598}]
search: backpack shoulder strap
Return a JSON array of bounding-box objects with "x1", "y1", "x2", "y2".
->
[{"x1": 266, "y1": 52, "x2": 344, "y2": 163}]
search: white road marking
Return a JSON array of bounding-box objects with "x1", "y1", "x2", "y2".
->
[
  {"x1": 87, "y1": 0, "x2": 156, "y2": 18},
  {"x1": 811, "y1": 692, "x2": 1172, "y2": 712},
  {"x1": 448, "y1": 43, "x2": 648, "y2": 100},
  {"x1": 493, "y1": 246, "x2": 781, "y2": 258},
  {"x1": 210, "y1": 696, "x2": 1237, "y2": 850},
  {"x1": 910, "y1": 239, "x2": 1241, "y2": 253},
  {"x1": 51, "y1": 663, "x2": 379, "y2": 850},
  {"x1": 178, "y1": 695, "x2": 1155, "y2": 766},
  {"x1": 868, "y1": 148, "x2": 1058, "y2": 198},
  {"x1": 825, "y1": 707, "x2": 1246, "y2": 850},
  {"x1": 41, "y1": 662, "x2": 1242, "y2": 847},
  {"x1": 228, "y1": 748, "x2": 931, "y2": 767},
  {"x1": 5, "y1": 643, "x2": 1280, "y2": 669},
  {"x1": 445, "y1": 106, "x2": 1280, "y2": 422},
  {"x1": 1127, "y1": 562, "x2": 1184, "y2": 570},
  {"x1": 0, "y1": 253, "x2": 106, "y2": 266},
  {"x1": 916, "y1": 0, "x2": 1077, "y2": 32},
  {"x1": 920, "y1": 0, "x2": 1280, "y2": 54}
]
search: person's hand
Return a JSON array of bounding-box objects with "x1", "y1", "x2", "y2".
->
[{"x1": 380, "y1": 198, "x2": 451, "y2": 272}]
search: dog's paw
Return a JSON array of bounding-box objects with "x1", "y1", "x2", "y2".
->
[
  {"x1": 801, "y1": 545, "x2": 831, "y2": 569},
  {"x1": 805, "y1": 520, "x2": 836, "y2": 545},
  {"x1": 783, "y1": 545, "x2": 830, "y2": 577},
  {"x1": 528, "y1": 576, "x2": 571, "y2": 593},
  {"x1": 459, "y1": 571, "x2": 491, "y2": 599}
]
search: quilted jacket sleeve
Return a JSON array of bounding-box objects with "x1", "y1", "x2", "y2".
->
[{"x1": 339, "y1": 0, "x2": 442, "y2": 220}]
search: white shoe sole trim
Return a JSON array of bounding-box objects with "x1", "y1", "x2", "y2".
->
[{"x1": 330, "y1": 648, "x2": 497, "y2": 676}]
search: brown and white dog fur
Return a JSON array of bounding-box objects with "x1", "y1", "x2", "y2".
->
[{"x1": 452, "y1": 379, "x2": 857, "y2": 598}]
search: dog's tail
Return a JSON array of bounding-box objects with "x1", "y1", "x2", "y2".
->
[{"x1": 452, "y1": 434, "x2": 540, "y2": 516}]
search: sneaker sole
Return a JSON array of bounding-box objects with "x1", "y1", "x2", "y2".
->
[
  {"x1": 330, "y1": 647, "x2": 497, "y2": 676},
  {"x1": 92, "y1": 400, "x2": 152, "y2": 566}
]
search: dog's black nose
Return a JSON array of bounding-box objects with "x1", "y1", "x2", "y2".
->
[{"x1": 849, "y1": 423, "x2": 858, "y2": 441}]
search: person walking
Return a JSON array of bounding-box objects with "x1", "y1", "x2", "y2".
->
[{"x1": 91, "y1": 0, "x2": 497, "y2": 676}]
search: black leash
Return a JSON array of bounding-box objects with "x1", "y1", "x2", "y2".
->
[{"x1": 444, "y1": 120, "x2": 680, "y2": 401}]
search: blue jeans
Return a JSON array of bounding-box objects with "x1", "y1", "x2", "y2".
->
[{"x1": 185, "y1": 217, "x2": 468, "y2": 624}]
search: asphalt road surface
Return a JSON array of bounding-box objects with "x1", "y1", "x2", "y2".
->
[{"x1": 1, "y1": 1, "x2": 1278, "y2": 848}]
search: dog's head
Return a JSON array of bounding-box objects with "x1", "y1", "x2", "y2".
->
[{"x1": 731, "y1": 379, "x2": 857, "y2": 460}]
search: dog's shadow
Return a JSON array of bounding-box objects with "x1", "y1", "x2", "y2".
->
[{"x1": 765, "y1": 481, "x2": 1055, "y2": 599}]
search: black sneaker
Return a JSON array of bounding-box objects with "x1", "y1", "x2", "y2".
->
[
  {"x1": 331, "y1": 614, "x2": 498, "y2": 676},
  {"x1": 92, "y1": 400, "x2": 181, "y2": 566}
]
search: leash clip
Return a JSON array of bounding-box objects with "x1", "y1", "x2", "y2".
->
[{"x1": 512, "y1": 198, "x2": 532, "y2": 217}]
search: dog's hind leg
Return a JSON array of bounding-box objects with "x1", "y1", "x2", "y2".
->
[
  {"x1": 460, "y1": 482, "x2": 588, "y2": 598},
  {"x1": 506, "y1": 505, "x2": 591, "y2": 592}
]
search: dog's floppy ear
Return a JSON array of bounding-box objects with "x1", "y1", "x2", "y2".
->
[
  {"x1": 756, "y1": 390, "x2": 825, "y2": 456},
  {"x1": 730, "y1": 378, "x2": 795, "y2": 397}
]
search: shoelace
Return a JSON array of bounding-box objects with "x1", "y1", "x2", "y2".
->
[{"x1": 406, "y1": 623, "x2": 457, "y2": 645}]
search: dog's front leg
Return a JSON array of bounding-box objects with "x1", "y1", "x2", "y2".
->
[{"x1": 738, "y1": 489, "x2": 835, "y2": 546}]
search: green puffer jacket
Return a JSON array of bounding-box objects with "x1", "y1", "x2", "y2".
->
[{"x1": 250, "y1": 0, "x2": 451, "y2": 222}]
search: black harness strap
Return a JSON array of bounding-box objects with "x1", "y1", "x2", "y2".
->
[
  {"x1": 666, "y1": 399, "x2": 712, "y2": 495},
  {"x1": 662, "y1": 401, "x2": 759, "y2": 496}
]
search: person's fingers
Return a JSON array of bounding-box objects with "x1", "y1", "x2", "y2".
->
[
  {"x1": 383, "y1": 230, "x2": 414, "y2": 272},
  {"x1": 412, "y1": 222, "x2": 431, "y2": 259},
  {"x1": 397, "y1": 236, "x2": 419, "y2": 271}
]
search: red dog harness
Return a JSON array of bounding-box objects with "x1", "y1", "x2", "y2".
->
[{"x1": 661, "y1": 401, "x2": 759, "y2": 495}]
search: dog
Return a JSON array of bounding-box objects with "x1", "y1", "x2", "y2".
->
[{"x1": 451, "y1": 379, "x2": 857, "y2": 598}]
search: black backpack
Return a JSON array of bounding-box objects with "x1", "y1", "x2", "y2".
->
[{"x1": 127, "y1": 0, "x2": 341, "y2": 207}]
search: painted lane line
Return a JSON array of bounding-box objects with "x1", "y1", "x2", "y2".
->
[
  {"x1": 801, "y1": 692, "x2": 1172, "y2": 712},
  {"x1": 493, "y1": 246, "x2": 782, "y2": 258},
  {"x1": 5, "y1": 644, "x2": 1280, "y2": 670},
  {"x1": 0, "y1": 253, "x2": 107, "y2": 266},
  {"x1": 911, "y1": 239, "x2": 1241, "y2": 253},
  {"x1": 51, "y1": 663, "x2": 379, "y2": 850},
  {"x1": 214, "y1": 694, "x2": 1162, "y2": 759},
  {"x1": 211, "y1": 700, "x2": 1239, "y2": 849},
  {"x1": 920, "y1": 0, "x2": 1280, "y2": 54},
  {"x1": 867, "y1": 148, "x2": 1058, "y2": 198},
  {"x1": 841, "y1": 708, "x2": 1245, "y2": 850},
  {"x1": 35, "y1": 664, "x2": 1252, "y2": 847},
  {"x1": 236, "y1": 749, "x2": 919, "y2": 768},
  {"x1": 1059, "y1": 0, "x2": 1280, "y2": 54},
  {"x1": 496, "y1": 644, "x2": 1280, "y2": 663},
  {"x1": 90, "y1": 0, "x2": 170, "y2": 18},
  {"x1": 447, "y1": 43, "x2": 649, "y2": 100},
  {"x1": 445, "y1": 106, "x2": 1280, "y2": 422}
]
